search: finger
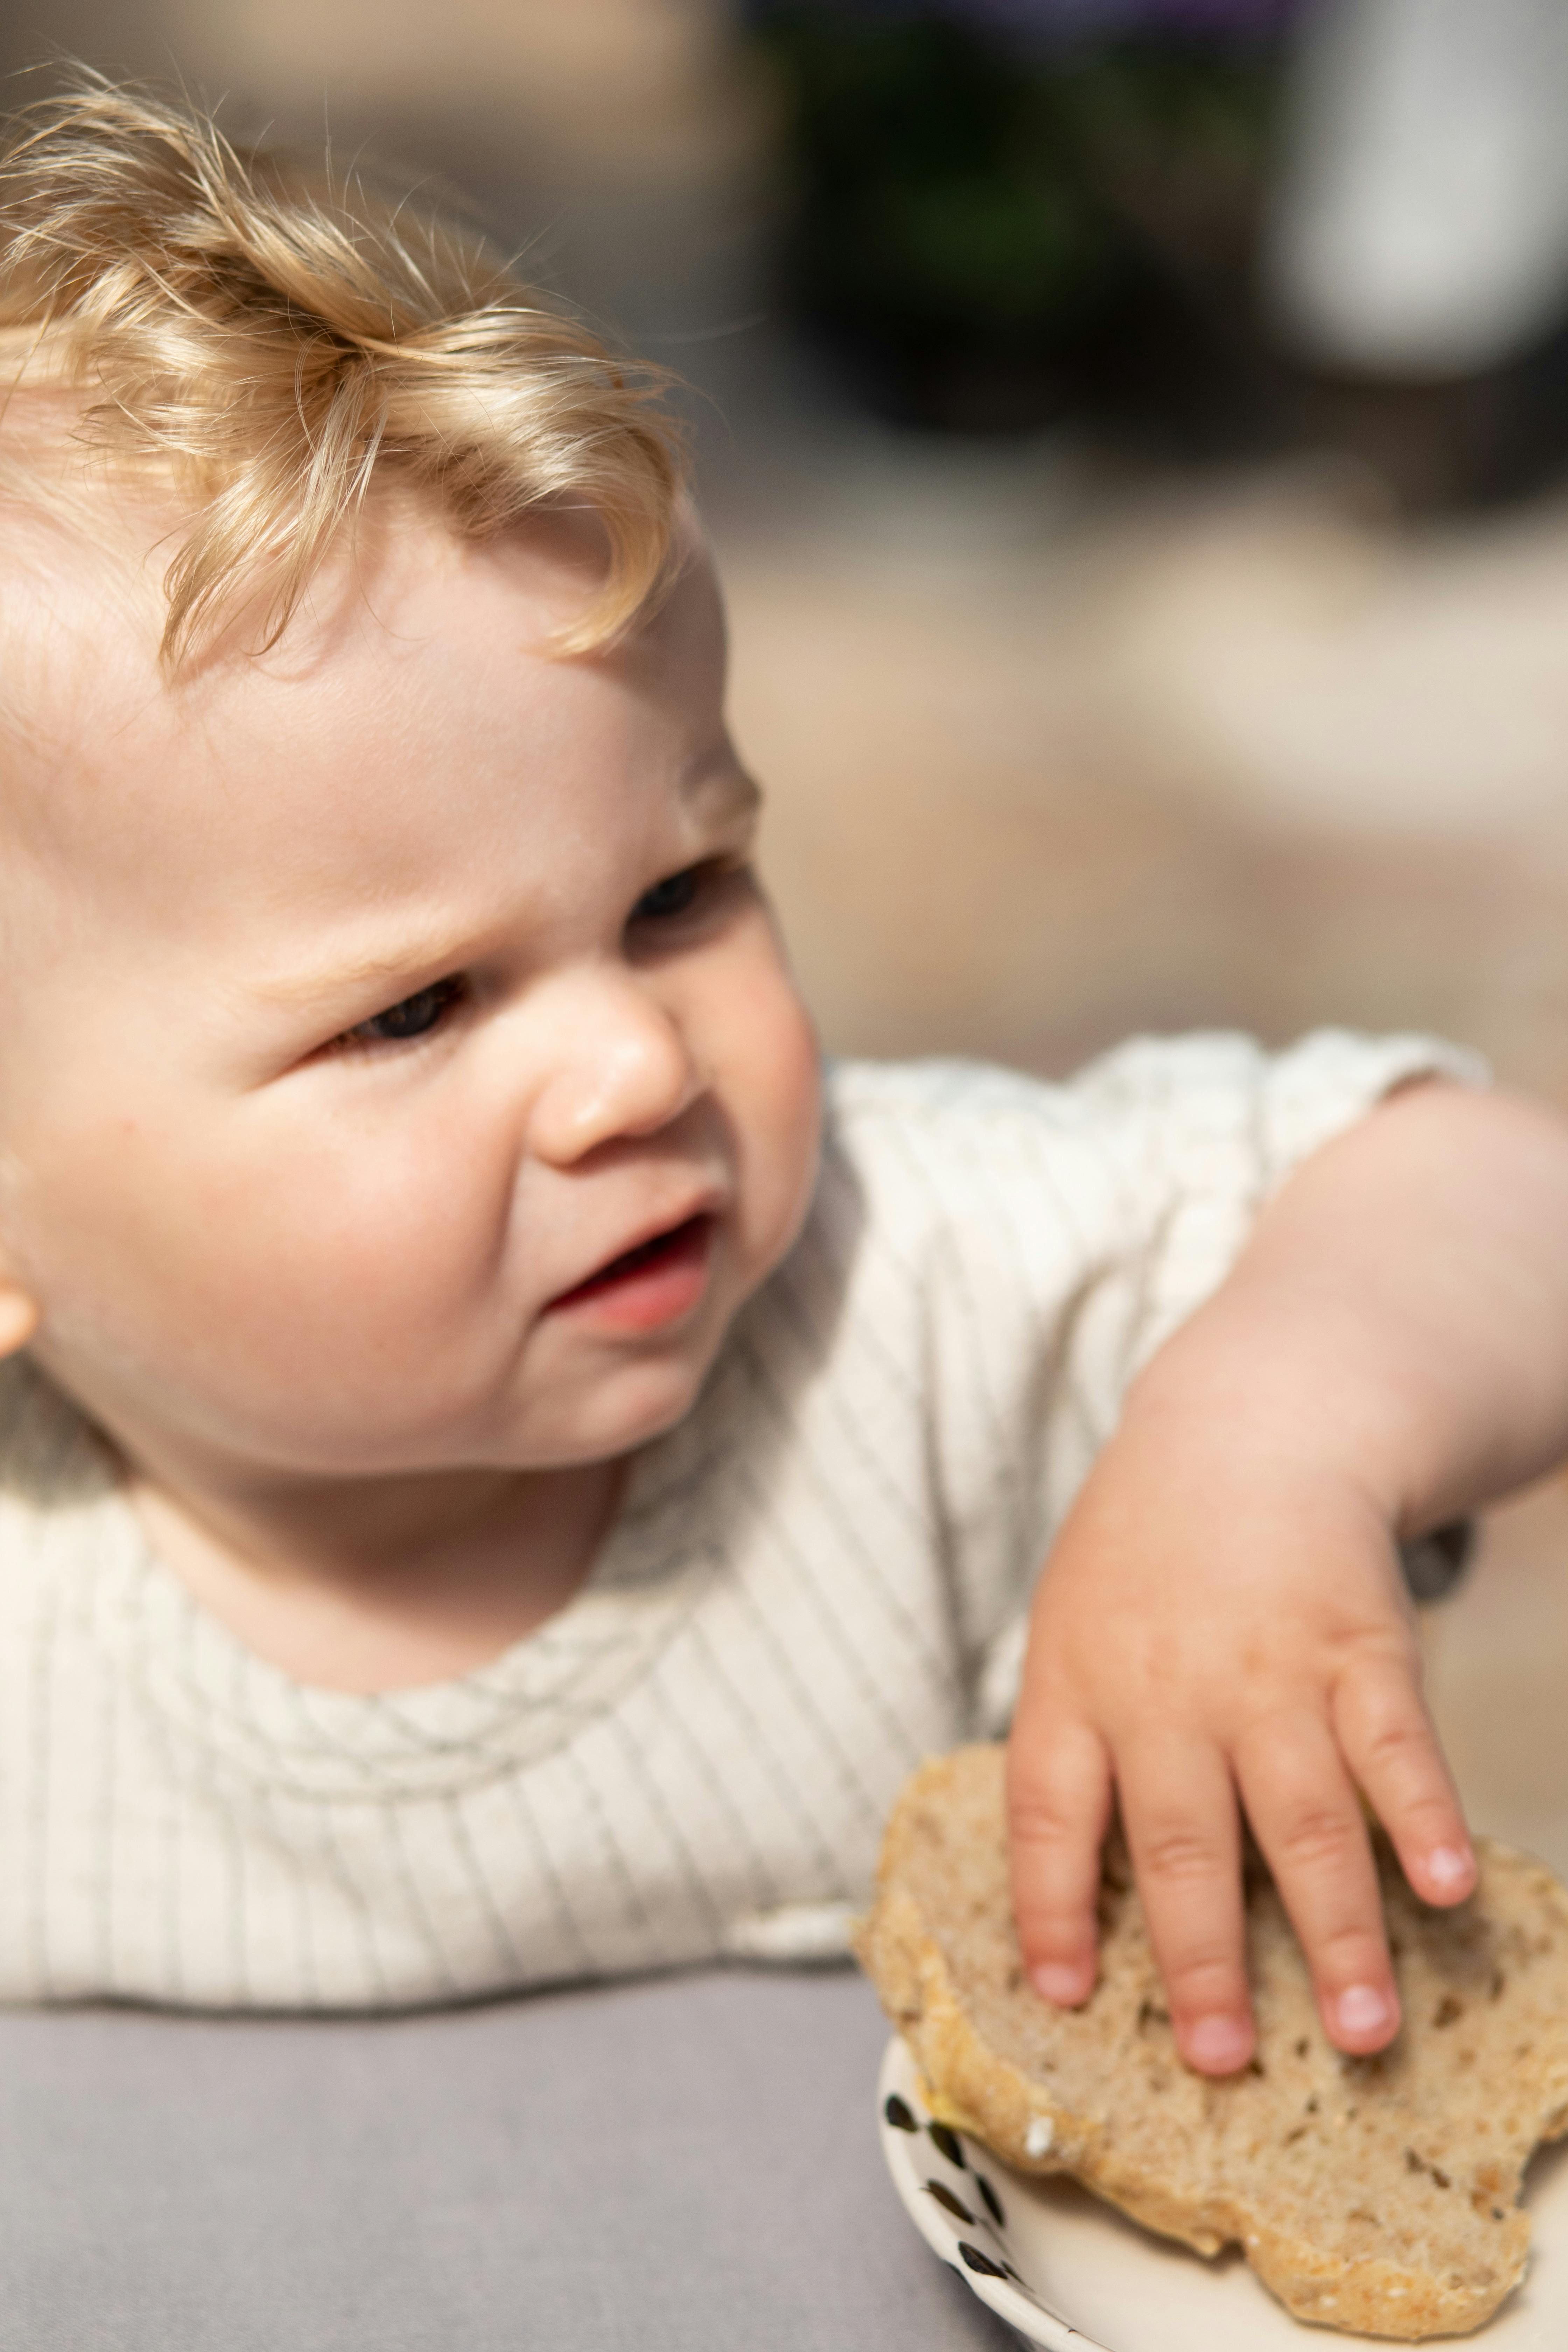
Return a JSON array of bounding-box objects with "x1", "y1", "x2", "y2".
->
[
  {"x1": 1236, "y1": 1710, "x2": 1400, "y2": 2055},
  {"x1": 1117, "y1": 1740, "x2": 1253, "y2": 2076},
  {"x1": 1334, "y1": 1659, "x2": 1476, "y2": 1907},
  {"x1": 1007, "y1": 1715, "x2": 1112, "y2": 2009}
]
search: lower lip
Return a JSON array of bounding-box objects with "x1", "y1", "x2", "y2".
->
[{"x1": 546, "y1": 1214, "x2": 716, "y2": 1333}]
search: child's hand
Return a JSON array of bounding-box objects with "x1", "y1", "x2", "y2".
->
[
  {"x1": 1006, "y1": 1081, "x2": 1568, "y2": 2077},
  {"x1": 1004, "y1": 1074, "x2": 1568, "y2": 2079},
  {"x1": 1006, "y1": 1399, "x2": 1475, "y2": 2077}
]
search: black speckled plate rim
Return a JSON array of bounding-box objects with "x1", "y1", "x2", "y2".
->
[{"x1": 876, "y1": 2035, "x2": 1116, "y2": 2352}]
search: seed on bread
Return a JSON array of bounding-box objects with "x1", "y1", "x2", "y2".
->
[{"x1": 854, "y1": 1745, "x2": 1568, "y2": 2340}]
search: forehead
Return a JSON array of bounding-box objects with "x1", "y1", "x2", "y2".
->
[{"x1": 0, "y1": 489, "x2": 728, "y2": 902}]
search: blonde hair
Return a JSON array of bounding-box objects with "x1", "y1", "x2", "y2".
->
[{"x1": 0, "y1": 72, "x2": 688, "y2": 667}]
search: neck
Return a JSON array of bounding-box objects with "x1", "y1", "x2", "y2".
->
[{"x1": 120, "y1": 1447, "x2": 627, "y2": 1693}]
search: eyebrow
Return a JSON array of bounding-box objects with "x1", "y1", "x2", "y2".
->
[
  {"x1": 250, "y1": 926, "x2": 485, "y2": 1013},
  {"x1": 251, "y1": 764, "x2": 762, "y2": 1015},
  {"x1": 685, "y1": 760, "x2": 760, "y2": 824}
]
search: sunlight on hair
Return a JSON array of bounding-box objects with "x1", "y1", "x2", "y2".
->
[{"x1": 0, "y1": 70, "x2": 690, "y2": 667}]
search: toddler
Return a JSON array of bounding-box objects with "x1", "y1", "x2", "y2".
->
[{"x1": 1, "y1": 77, "x2": 1567, "y2": 2076}]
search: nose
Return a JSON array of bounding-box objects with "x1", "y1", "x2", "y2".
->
[{"x1": 526, "y1": 967, "x2": 704, "y2": 1167}]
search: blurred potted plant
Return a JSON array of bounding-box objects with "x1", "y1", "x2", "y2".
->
[{"x1": 749, "y1": 0, "x2": 1304, "y2": 437}]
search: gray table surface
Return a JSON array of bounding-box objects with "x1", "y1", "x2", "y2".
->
[{"x1": 0, "y1": 1963, "x2": 1021, "y2": 2350}]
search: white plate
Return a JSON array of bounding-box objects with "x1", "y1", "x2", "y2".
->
[{"x1": 877, "y1": 2035, "x2": 1568, "y2": 2347}]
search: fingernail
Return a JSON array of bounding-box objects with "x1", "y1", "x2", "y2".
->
[
  {"x1": 1030, "y1": 1963, "x2": 1088, "y2": 2007},
  {"x1": 1335, "y1": 1984, "x2": 1394, "y2": 2038},
  {"x1": 1426, "y1": 1845, "x2": 1474, "y2": 1893},
  {"x1": 1185, "y1": 2014, "x2": 1252, "y2": 2072}
]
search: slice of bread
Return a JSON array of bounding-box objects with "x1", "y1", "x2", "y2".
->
[{"x1": 855, "y1": 1746, "x2": 1568, "y2": 2339}]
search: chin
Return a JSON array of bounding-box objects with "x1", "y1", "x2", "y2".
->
[{"x1": 524, "y1": 1354, "x2": 716, "y2": 1469}]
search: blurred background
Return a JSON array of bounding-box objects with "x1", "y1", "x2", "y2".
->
[{"x1": 3, "y1": 0, "x2": 1566, "y2": 1863}]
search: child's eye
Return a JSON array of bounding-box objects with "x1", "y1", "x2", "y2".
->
[
  {"x1": 631, "y1": 866, "x2": 705, "y2": 924},
  {"x1": 336, "y1": 975, "x2": 467, "y2": 1051}
]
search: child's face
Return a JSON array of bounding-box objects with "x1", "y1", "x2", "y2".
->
[{"x1": 0, "y1": 504, "x2": 821, "y2": 1488}]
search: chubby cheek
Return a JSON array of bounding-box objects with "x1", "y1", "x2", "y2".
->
[
  {"x1": 218, "y1": 1136, "x2": 520, "y2": 1434},
  {"x1": 29, "y1": 1094, "x2": 518, "y2": 1456},
  {"x1": 701, "y1": 924, "x2": 822, "y2": 1291}
]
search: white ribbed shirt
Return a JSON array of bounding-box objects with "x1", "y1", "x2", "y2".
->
[{"x1": 0, "y1": 1030, "x2": 1471, "y2": 2010}]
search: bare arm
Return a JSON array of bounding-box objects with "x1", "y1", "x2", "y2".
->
[{"x1": 1007, "y1": 1080, "x2": 1568, "y2": 2075}]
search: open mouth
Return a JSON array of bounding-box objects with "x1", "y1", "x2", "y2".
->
[{"x1": 548, "y1": 1213, "x2": 714, "y2": 1314}]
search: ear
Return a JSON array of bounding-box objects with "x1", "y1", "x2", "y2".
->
[{"x1": 0, "y1": 1282, "x2": 38, "y2": 1357}]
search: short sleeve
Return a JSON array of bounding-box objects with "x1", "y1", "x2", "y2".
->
[
  {"x1": 822, "y1": 1029, "x2": 1485, "y2": 1737},
  {"x1": 1043, "y1": 1027, "x2": 1488, "y2": 1372}
]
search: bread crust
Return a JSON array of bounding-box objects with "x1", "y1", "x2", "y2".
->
[{"x1": 856, "y1": 1747, "x2": 1568, "y2": 2340}]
